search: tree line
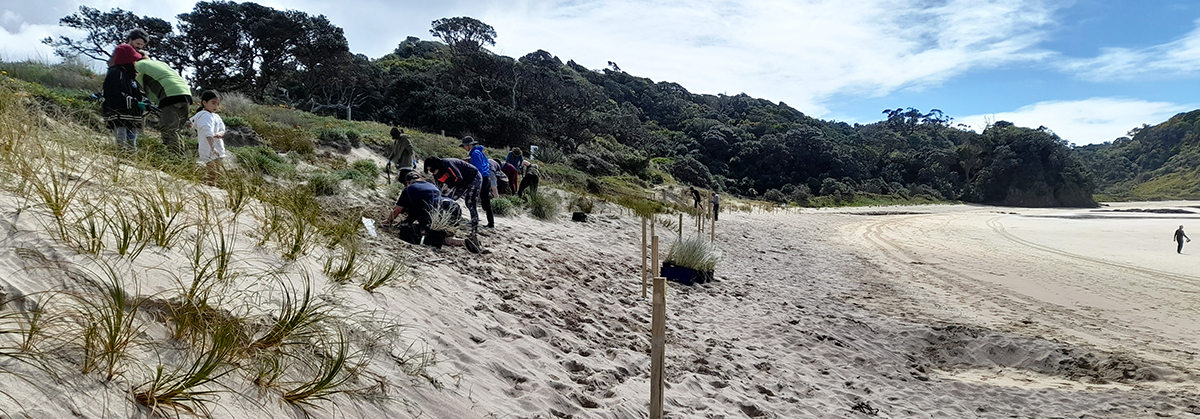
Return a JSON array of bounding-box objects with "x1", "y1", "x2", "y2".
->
[{"x1": 46, "y1": 3, "x2": 1096, "y2": 207}]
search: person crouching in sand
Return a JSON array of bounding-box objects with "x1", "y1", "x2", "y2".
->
[{"x1": 1176, "y1": 225, "x2": 1191, "y2": 254}]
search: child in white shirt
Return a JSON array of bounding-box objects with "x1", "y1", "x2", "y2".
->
[{"x1": 188, "y1": 90, "x2": 226, "y2": 183}]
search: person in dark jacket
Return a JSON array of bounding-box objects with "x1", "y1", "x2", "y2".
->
[
  {"x1": 102, "y1": 44, "x2": 147, "y2": 150},
  {"x1": 387, "y1": 172, "x2": 442, "y2": 244},
  {"x1": 1175, "y1": 225, "x2": 1191, "y2": 254},
  {"x1": 504, "y1": 147, "x2": 523, "y2": 193},
  {"x1": 135, "y1": 58, "x2": 192, "y2": 152},
  {"x1": 424, "y1": 156, "x2": 482, "y2": 232}
]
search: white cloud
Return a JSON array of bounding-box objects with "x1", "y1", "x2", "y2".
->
[
  {"x1": 1061, "y1": 18, "x2": 1200, "y2": 82},
  {"x1": 957, "y1": 98, "x2": 1192, "y2": 145},
  {"x1": 0, "y1": 19, "x2": 68, "y2": 63},
  {"x1": 482, "y1": 0, "x2": 1062, "y2": 115}
]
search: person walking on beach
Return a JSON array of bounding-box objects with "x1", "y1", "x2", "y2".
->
[{"x1": 1176, "y1": 225, "x2": 1191, "y2": 254}]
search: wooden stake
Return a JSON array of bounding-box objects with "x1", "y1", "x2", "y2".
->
[
  {"x1": 710, "y1": 212, "x2": 716, "y2": 242},
  {"x1": 641, "y1": 217, "x2": 648, "y2": 298},
  {"x1": 650, "y1": 275, "x2": 666, "y2": 419},
  {"x1": 677, "y1": 213, "x2": 682, "y2": 239},
  {"x1": 651, "y1": 235, "x2": 660, "y2": 278}
]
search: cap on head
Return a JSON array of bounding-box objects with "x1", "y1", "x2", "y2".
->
[
  {"x1": 461, "y1": 136, "x2": 478, "y2": 147},
  {"x1": 111, "y1": 44, "x2": 143, "y2": 66},
  {"x1": 404, "y1": 172, "x2": 422, "y2": 183}
]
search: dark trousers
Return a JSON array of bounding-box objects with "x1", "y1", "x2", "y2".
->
[
  {"x1": 480, "y1": 186, "x2": 494, "y2": 228},
  {"x1": 713, "y1": 203, "x2": 719, "y2": 221},
  {"x1": 1179, "y1": 241, "x2": 1185, "y2": 253},
  {"x1": 158, "y1": 101, "x2": 189, "y2": 151},
  {"x1": 518, "y1": 174, "x2": 539, "y2": 196}
]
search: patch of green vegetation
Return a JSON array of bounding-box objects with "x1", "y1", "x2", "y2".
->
[
  {"x1": 230, "y1": 146, "x2": 296, "y2": 178},
  {"x1": 1128, "y1": 169, "x2": 1200, "y2": 200}
]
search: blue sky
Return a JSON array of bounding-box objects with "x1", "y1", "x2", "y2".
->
[{"x1": 3, "y1": 0, "x2": 1200, "y2": 145}]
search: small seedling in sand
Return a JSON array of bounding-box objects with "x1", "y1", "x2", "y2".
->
[
  {"x1": 75, "y1": 262, "x2": 143, "y2": 382},
  {"x1": 362, "y1": 258, "x2": 407, "y2": 292},
  {"x1": 323, "y1": 243, "x2": 360, "y2": 284}
]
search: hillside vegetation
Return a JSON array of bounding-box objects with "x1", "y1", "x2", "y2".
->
[
  {"x1": 42, "y1": 3, "x2": 1096, "y2": 207},
  {"x1": 1075, "y1": 110, "x2": 1200, "y2": 201}
]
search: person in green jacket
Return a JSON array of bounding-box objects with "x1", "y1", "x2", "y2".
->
[{"x1": 134, "y1": 58, "x2": 192, "y2": 152}]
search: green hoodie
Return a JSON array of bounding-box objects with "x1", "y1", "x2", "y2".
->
[{"x1": 134, "y1": 59, "x2": 191, "y2": 105}]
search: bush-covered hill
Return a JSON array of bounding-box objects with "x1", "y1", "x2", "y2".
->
[
  {"x1": 1074, "y1": 110, "x2": 1200, "y2": 201},
  {"x1": 41, "y1": 3, "x2": 1096, "y2": 207}
]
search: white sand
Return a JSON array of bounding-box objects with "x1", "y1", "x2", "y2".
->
[{"x1": 3, "y1": 173, "x2": 1200, "y2": 418}]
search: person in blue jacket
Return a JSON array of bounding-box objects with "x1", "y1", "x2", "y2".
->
[{"x1": 461, "y1": 137, "x2": 499, "y2": 229}]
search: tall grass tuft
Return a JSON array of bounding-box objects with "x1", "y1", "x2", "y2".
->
[
  {"x1": 427, "y1": 205, "x2": 460, "y2": 233},
  {"x1": 65, "y1": 202, "x2": 108, "y2": 255},
  {"x1": 273, "y1": 187, "x2": 321, "y2": 260},
  {"x1": 133, "y1": 324, "x2": 240, "y2": 417},
  {"x1": 491, "y1": 197, "x2": 516, "y2": 217},
  {"x1": 665, "y1": 236, "x2": 721, "y2": 272},
  {"x1": 217, "y1": 168, "x2": 258, "y2": 214},
  {"x1": 107, "y1": 195, "x2": 149, "y2": 259},
  {"x1": 16, "y1": 149, "x2": 93, "y2": 238},
  {"x1": 527, "y1": 192, "x2": 559, "y2": 220}
]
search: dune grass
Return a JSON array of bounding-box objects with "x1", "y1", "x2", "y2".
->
[
  {"x1": 249, "y1": 277, "x2": 329, "y2": 351},
  {"x1": 76, "y1": 262, "x2": 143, "y2": 382},
  {"x1": 133, "y1": 324, "x2": 240, "y2": 417}
]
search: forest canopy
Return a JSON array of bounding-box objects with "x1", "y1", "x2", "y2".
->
[{"x1": 45, "y1": 3, "x2": 1098, "y2": 207}]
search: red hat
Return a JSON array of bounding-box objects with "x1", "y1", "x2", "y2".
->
[{"x1": 111, "y1": 44, "x2": 143, "y2": 66}]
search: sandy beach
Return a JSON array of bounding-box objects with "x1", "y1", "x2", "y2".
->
[{"x1": 4, "y1": 184, "x2": 1200, "y2": 417}]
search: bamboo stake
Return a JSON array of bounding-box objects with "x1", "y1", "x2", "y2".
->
[
  {"x1": 650, "y1": 275, "x2": 666, "y2": 419},
  {"x1": 652, "y1": 235, "x2": 660, "y2": 279},
  {"x1": 641, "y1": 217, "x2": 648, "y2": 298},
  {"x1": 710, "y1": 211, "x2": 716, "y2": 242},
  {"x1": 677, "y1": 213, "x2": 682, "y2": 239}
]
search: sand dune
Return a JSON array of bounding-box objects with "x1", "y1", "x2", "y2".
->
[{"x1": 3, "y1": 178, "x2": 1200, "y2": 417}]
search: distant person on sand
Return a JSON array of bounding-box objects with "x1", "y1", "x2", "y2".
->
[
  {"x1": 711, "y1": 192, "x2": 720, "y2": 221},
  {"x1": 690, "y1": 186, "x2": 701, "y2": 208},
  {"x1": 424, "y1": 156, "x2": 481, "y2": 233},
  {"x1": 1176, "y1": 225, "x2": 1191, "y2": 254}
]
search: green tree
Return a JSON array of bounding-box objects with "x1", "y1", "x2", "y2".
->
[
  {"x1": 430, "y1": 17, "x2": 496, "y2": 54},
  {"x1": 42, "y1": 6, "x2": 173, "y2": 62}
]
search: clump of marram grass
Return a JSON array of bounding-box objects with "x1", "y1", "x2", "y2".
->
[
  {"x1": 133, "y1": 324, "x2": 240, "y2": 417},
  {"x1": 427, "y1": 205, "x2": 461, "y2": 233},
  {"x1": 282, "y1": 331, "x2": 365, "y2": 408},
  {"x1": 270, "y1": 186, "x2": 321, "y2": 260},
  {"x1": 323, "y1": 243, "x2": 360, "y2": 284},
  {"x1": 665, "y1": 236, "x2": 720, "y2": 272},
  {"x1": 491, "y1": 197, "x2": 516, "y2": 216},
  {"x1": 569, "y1": 195, "x2": 596, "y2": 214},
  {"x1": 249, "y1": 276, "x2": 329, "y2": 351},
  {"x1": 138, "y1": 178, "x2": 190, "y2": 249},
  {"x1": 306, "y1": 172, "x2": 341, "y2": 196},
  {"x1": 527, "y1": 192, "x2": 559, "y2": 220},
  {"x1": 75, "y1": 262, "x2": 143, "y2": 382}
]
